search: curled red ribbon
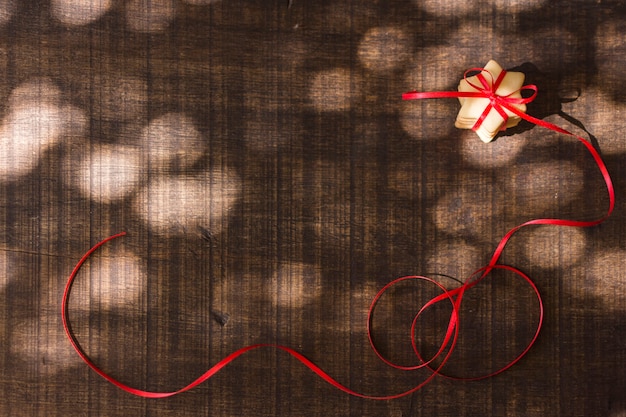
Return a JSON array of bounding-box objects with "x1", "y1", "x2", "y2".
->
[{"x1": 63, "y1": 65, "x2": 615, "y2": 400}]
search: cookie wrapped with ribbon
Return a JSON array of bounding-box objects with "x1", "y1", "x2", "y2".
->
[{"x1": 403, "y1": 60, "x2": 537, "y2": 142}]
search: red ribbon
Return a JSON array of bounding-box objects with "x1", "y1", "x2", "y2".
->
[
  {"x1": 400, "y1": 66, "x2": 614, "y2": 379},
  {"x1": 62, "y1": 232, "x2": 459, "y2": 400},
  {"x1": 62, "y1": 65, "x2": 615, "y2": 400},
  {"x1": 403, "y1": 67, "x2": 538, "y2": 132}
]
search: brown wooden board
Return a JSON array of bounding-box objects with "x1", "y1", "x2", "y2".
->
[{"x1": 0, "y1": 0, "x2": 625, "y2": 416}]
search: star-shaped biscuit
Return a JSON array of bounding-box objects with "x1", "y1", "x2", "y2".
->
[{"x1": 455, "y1": 60, "x2": 527, "y2": 143}]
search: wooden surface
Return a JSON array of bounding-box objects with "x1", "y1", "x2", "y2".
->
[{"x1": 1, "y1": 1, "x2": 625, "y2": 416}]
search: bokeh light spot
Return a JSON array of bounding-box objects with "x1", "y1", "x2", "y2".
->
[
  {"x1": 71, "y1": 251, "x2": 148, "y2": 310},
  {"x1": 572, "y1": 250, "x2": 626, "y2": 311},
  {"x1": 399, "y1": 99, "x2": 456, "y2": 140},
  {"x1": 309, "y1": 68, "x2": 358, "y2": 111},
  {"x1": 0, "y1": 0, "x2": 15, "y2": 26},
  {"x1": 492, "y1": 0, "x2": 547, "y2": 11},
  {"x1": 133, "y1": 170, "x2": 241, "y2": 235},
  {"x1": 506, "y1": 161, "x2": 583, "y2": 211},
  {"x1": 270, "y1": 262, "x2": 322, "y2": 308},
  {"x1": 73, "y1": 144, "x2": 143, "y2": 203},
  {"x1": 425, "y1": 241, "x2": 484, "y2": 282},
  {"x1": 139, "y1": 112, "x2": 205, "y2": 170},
  {"x1": 0, "y1": 250, "x2": 9, "y2": 292},
  {"x1": 522, "y1": 227, "x2": 586, "y2": 269},
  {"x1": 357, "y1": 26, "x2": 413, "y2": 73},
  {"x1": 8, "y1": 78, "x2": 63, "y2": 108},
  {"x1": 126, "y1": 0, "x2": 177, "y2": 33},
  {"x1": 51, "y1": 0, "x2": 113, "y2": 26},
  {"x1": 10, "y1": 318, "x2": 82, "y2": 374},
  {"x1": 414, "y1": 0, "x2": 546, "y2": 16},
  {"x1": 182, "y1": 0, "x2": 221, "y2": 4},
  {"x1": 0, "y1": 104, "x2": 67, "y2": 179},
  {"x1": 412, "y1": 0, "x2": 473, "y2": 17},
  {"x1": 461, "y1": 129, "x2": 527, "y2": 168},
  {"x1": 0, "y1": 79, "x2": 88, "y2": 181},
  {"x1": 432, "y1": 185, "x2": 503, "y2": 237}
]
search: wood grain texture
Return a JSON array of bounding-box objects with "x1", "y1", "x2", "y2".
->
[{"x1": 0, "y1": 0, "x2": 625, "y2": 416}]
